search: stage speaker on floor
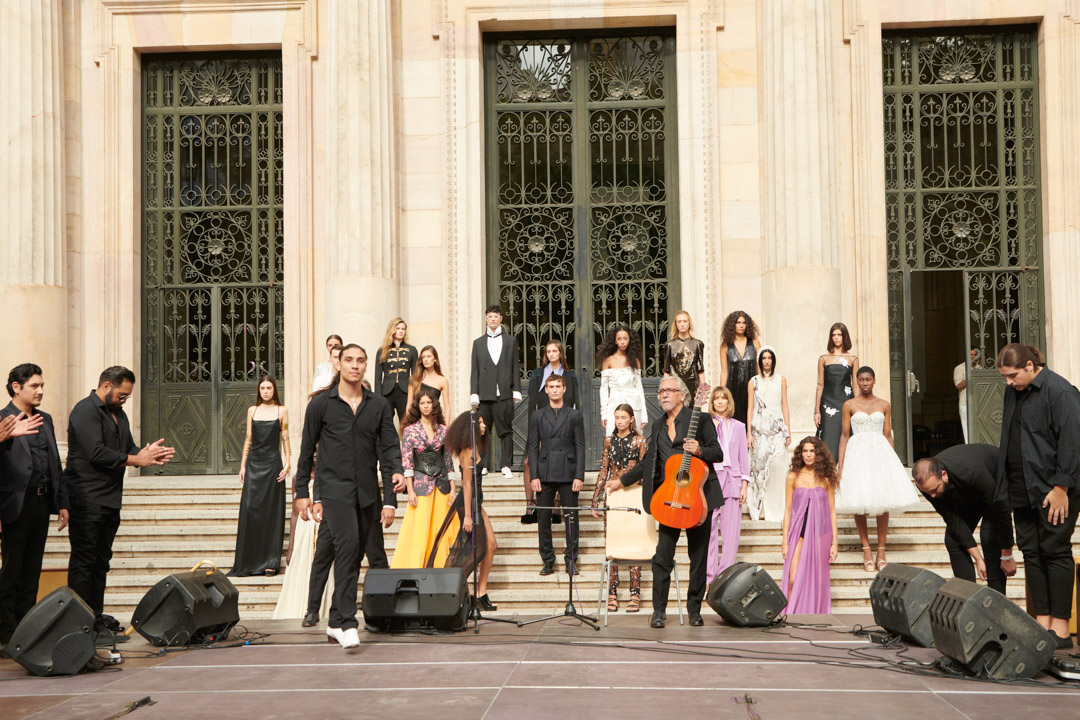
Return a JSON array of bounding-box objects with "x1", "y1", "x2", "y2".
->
[
  {"x1": 362, "y1": 568, "x2": 469, "y2": 633},
  {"x1": 706, "y1": 562, "x2": 786, "y2": 627},
  {"x1": 868, "y1": 564, "x2": 946, "y2": 647},
  {"x1": 928, "y1": 577, "x2": 1054, "y2": 680},
  {"x1": 130, "y1": 561, "x2": 239, "y2": 646},
  {"x1": 7, "y1": 587, "x2": 96, "y2": 677}
]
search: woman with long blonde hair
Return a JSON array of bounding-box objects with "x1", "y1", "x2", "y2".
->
[
  {"x1": 663, "y1": 310, "x2": 705, "y2": 399},
  {"x1": 374, "y1": 317, "x2": 418, "y2": 424}
]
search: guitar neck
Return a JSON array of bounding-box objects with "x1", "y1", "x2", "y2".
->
[{"x1": 680, "y1": 407, "x2": 701, "y2": 471}]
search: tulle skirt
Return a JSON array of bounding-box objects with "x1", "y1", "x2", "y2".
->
[{"x1": 835, "y1": 432, "x2": 921, "y2": 516}]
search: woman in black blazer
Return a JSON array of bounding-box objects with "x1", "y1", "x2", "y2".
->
[{"x1": 521, "y1": 340, "x2": 578, "y2": 524}]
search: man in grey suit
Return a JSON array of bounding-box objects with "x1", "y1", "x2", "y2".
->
[
  {"x1": 0, "y1": 363, "x2": 69, "y2": 644},
  {"x1": 470, "y1": 305, "x2": 521, "y2": 478},
  {"x1": 527, "y1": 374, "x2": 585, "y2": 576}
]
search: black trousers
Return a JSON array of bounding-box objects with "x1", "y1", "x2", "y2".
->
[
  {"x1": 0, "y1": 492, "x2": 51, "y2": 642},
  {"x1": 478, "y1": 398, "x2": 514, "y2": 472},
  {"x1": 653, "y1": 520, "x2": 711, "y2": 616},
  {"x1": 536, "y1": 483, "x2": 578, "y2": 566},
  {"x1": 943, "y1": 513, "x2": 1006, "y2": 595},
  {"x1": 67, "y1": 497, "x2": 122, "y2": 619},
  {"x1": 1014, "y1": 494, "x2": 1080, "y2": 618},
  {"x1": 321, "y1": 499, "x2": 380, "y2": 630},
  {"x1": 306, "y1": 512, "x2": 388, "y2": 616},
  {"x1": 385, "y1": 387, "x2": 408, "y2": 424}
]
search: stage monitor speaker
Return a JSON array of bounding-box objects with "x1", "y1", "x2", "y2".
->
[
  {"x1": 868, "y1": 564, "x2": 946, "y2": 647},
  {"x1": 928, "y1": 577, "x2": 1054, "y2": 680},
  {"x1": 706, "y1": 562, "x2": 786, "y2": 627},
  {"x1": 362, "y1": 568, "x2": 469, "y2": 633},
  {"x1": 7, "y1": 586, "x2": 96, "y2": 677},
  {"x1": 130, "y1": 562, "x2": 240, "y2": 646}
]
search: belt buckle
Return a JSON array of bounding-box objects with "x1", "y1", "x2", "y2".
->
[{"x1": 36, "y1": 486, "x2": 49, "y2": 496}]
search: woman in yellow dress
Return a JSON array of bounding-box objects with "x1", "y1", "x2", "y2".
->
[{"x1": 391, "y1": 389, "x2": 458, "y2": 568}]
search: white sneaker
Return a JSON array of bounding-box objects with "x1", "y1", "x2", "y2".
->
[
  {"x1": 326, "y1": 627, "x2": 344, "y2": 645},
  {"x1": 341, "y1": 627, "x2": 360, "y2": 648},
  {"x1": 501, "y1": 466, "x2": 513, "y2": 479}
]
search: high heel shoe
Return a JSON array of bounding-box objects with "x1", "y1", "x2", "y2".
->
[
  {"x1": 862, "y1": 546, "x2": 875, "y2": 572},
  {"x1": 875, "y1": 547, "x2": 888, "y2": 571}
]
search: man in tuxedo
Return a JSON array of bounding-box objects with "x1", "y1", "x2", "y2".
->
[
  {"x1": 0, "y1": 364, "x2": 69, "y2": 645},
  {"x1": 294, "y1": 344, "x2": 404, "y2": 648},
  {"x1": 913, "y1": 444, "x2": 1016, "y2": 594},
  {"x1": 470, "y1": 305, "x2": 521, "y2": 478},
  {"x1": 620, "y1": 375, "x2": 723, "y2": 628},
  {"x1": 527, "y1": 374, "x2": 585, "y2": 576}
]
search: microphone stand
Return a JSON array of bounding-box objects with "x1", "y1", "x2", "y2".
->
[
  {"x1": 518, "y1": 504, "x2": 642, "y2": 631},
  {"x1": 467, "y1": 403, "x2": 520, "y2": 632}
]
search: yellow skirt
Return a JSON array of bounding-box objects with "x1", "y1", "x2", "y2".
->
[{"x1": 391, "y1": 487, "x2": 460, "y2": 569}]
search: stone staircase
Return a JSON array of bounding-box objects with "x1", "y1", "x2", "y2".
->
[{"x1": 40, "y1": 471, "x2": 1064, "y2": 621}]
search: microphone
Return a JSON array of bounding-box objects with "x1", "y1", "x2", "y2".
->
[{"x1": 471, "y1": 398, "x2": 480, "y2": 411}]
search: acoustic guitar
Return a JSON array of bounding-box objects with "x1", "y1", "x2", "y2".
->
[{"x1": 649, "y1": 383, "x2": 712, "y2": 529}]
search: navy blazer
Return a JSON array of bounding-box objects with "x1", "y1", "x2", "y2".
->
[
  {"x1": 527, "y1": 405, "x2": 586, "y2": 485},
  {"x1": 0, "y1": 402, "x2": 69, "y2": 523}
]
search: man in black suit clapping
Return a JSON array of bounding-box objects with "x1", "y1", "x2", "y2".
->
[
  {"x1": 527, "y1": 374, "x2": 585, "y2": 576},
  {"x1": 470, "y1": 305, "x2": 521, "y2": 479}
]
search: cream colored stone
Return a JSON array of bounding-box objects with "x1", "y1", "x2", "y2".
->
[
  {"x1": 401, "y1": 172, "x2": 441, "y2": 210},
  {"x1": 716, "y1": 86, "x2": 757, "y2": 125},
  {"x1": 720, "y1": 199, "x2": 762, "y2": 239},
  {"x1": 718, "y1": 124, "x2": 759, "y2": 164},
  {"x1": 717, "y1": 49, "x2": 757, "y2": 86},
  {"x1": 400, "y1": 209, "x2": 444, "y2": 249},
  {"x1": 719, "y1": 162, "x2": 761, "y2": 202},
  {"x1": 401, "y1": 59, "x2": 442, "y2": 98}
]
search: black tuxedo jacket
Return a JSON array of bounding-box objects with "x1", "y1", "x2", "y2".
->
[
  {"x1": 925, "y1": 443, "x2": 1014, "y2": 550},
  {"x1": 620, "y1": 406, "x2": 725, "y2": 516},
  {"x1": 527, "y1": 406, "x2": 585, "y2": 484},
  {"x1": 470, "y1": 330, "x2": 521, "y2": 402},
  {"x1": 0, "y1": 403, "x2": 69, "y2": 523}
]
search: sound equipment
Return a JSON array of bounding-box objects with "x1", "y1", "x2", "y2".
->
[
  {"x1": 706, "y1": 562, "x2": 787, "y2": 627},
  {"x1": 362, "y1": 568, "x2": 469, "y2": 632},
  {"x1": 928, "y1": 577, "x2": 1054, "y2": 680},
  {"x1": 129, "y1": 562, "x2": 239, "y2": 646},
  {"x1": 7, "y1": 587, "x2": 96, "y2": 677},
  {"x1": 650, "y1": 383, "x2": 711, "y2": 529},
  {"x1": 868, "y1": 564, "x2": 946, "y2": 647},
  {"x1": 1045, "y1": 656, "x2": 1080, "y2": 681}
]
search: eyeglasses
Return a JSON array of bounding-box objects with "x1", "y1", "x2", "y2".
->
[{"x1": 657, "y1": 388, "x2": 681, "y2": 396}]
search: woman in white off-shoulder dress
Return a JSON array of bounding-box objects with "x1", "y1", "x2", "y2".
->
[{"x1": 597, "y1": 324, "x2": 648, "y2": 436}]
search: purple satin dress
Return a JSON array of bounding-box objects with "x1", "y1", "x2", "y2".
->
[{"x1": 781, "y1": 486, "x2": 832, "y2": 614}]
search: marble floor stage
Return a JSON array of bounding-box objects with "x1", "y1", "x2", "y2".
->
[{"x1": 1, "y1": 614, "x2": 1078, "y2": 719}]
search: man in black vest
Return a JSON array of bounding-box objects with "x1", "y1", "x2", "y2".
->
[
  {"x1": 470, "y1": 305, "x2": 521, "y2": 478},
  {"x1": 0, "y1": 364, "x2": 69, "y2": 645},
  {"x1": 527, "y1": 374, "x2": 585, "y2": 576},
  {"x1": 620, "y1": 375, "x2": 723, "y2": 628},
  {"x1": 913, "y1": 444, "x2": 1016, "y2": 594}
]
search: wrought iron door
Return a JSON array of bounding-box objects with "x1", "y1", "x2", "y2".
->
[
  {"x1": 484, "y1": 32, "x2": 678, "y2": 468},
  {"x1": 141, "y1": 54, "x2": 285, "y2": 474},
  {"x1": 883, "y1": 28, "x2": 1043, "y2": 461}
]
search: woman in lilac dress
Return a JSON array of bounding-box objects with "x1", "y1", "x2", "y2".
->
[
  {"x1": 707, "y1": 387, "x2": 749, "y2": 584},
  {"x1": 781, "y1": 437, "x2": 839, "y2": 614}
]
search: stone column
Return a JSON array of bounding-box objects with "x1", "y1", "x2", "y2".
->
[
  {"x1": 760, "y1": 0, "x2": 843, "y2": 439},
  {"x1": 324, "y1": 0, "x2": 399, "y2": 355},
  {"x1": 0, "y1": 0, "x2": 68, "y2": 426}
]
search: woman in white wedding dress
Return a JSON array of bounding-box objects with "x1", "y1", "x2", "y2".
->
[
  {"x1": 835, "y1": 366, "x2": 920, "y2": 573},
  {"x1": 597, "y1": 324, "x2": 648, "y2": 436}
]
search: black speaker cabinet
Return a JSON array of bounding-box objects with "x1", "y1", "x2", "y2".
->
[
  {"x1": 928, "y1": 577, "x2": 1054, "y2": 680},
  {"x1": 869, "y1": 564, "x2": 946, "y2": 647},
  {"x1": 362, "y1": 568, "x2": 469, "y2": 633},
  {"x1": 130, "y1": 564, "x2": 239, "y2": 646},
  {"x1": 706, "y1": 562, "x2": 787, "y2": 627},
  {"x1": 7, "y1": 587, "x2": 96, "y2": 677}
]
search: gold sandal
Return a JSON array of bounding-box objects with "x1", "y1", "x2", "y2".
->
[
  {"x1": 625, "y1": 595, "x2": 641, "y2": 613},
  {"x1": 607, "y1": 594, "x2": 619, "y2": 612},
  {"x1": 862, "y1": 546, "x2": 875, "y2": 572},
  {"x1": 876, "y1": 547, "x2": 888, "y2": 571}
]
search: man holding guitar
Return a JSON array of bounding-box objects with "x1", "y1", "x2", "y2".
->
[{"x1": 617, "y1": 375, "x2": 723, "y2": 628}]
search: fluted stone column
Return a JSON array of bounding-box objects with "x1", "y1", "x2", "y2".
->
[
  {"x1": 0, "y1": 0, "x2": 68, "y2": 424},
  {"x1": 761, "y1": 0, "x2": 843, "y2": 439},
  {"x1": 324, "y1": 0, "x2": 398, "y2": 350}
]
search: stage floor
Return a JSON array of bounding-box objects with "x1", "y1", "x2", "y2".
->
[{"x1": 1, "y1": 613, "x2": 1078, "y2": 719}]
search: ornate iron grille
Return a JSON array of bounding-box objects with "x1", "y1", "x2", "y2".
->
[
  {"x1": 142, "y1": 54, "x2": 284, "y2": 474},
  {"x1": 883, "y1": 28, "x2": 1042, "y2": 458},
  {"x1": 485, "y1": 32, "x2": 678, "y2": 468}
]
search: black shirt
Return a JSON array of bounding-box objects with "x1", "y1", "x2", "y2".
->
[
  {"x1": 295, "y1": 384, "x2": 402, "y2": 508},
  {"x1": 996, "y1": 366, "x2": 1080, "y2": 508},
  {"x1": 64, "y1": 391, "x2": 139, "y2": 509},
  {"x1": 924, "y1": 443, "x2": 1014, "y2": 550},
  {"x1": 1004, "y1": 390, "x2": 1028, "y2": 508},
  {"x1": 27, "y1": 414, "x2": 51, "y2": 489}
]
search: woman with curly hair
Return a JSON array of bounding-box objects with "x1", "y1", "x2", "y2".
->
[
  {"x1": 597, "y1": 324, "x2": 648, "y2": 436},
  {"x1": 781, "y1": 437, "x2": 838, "y2": 614},
  {"x1": 719, "y1": 311, "x2": 761, "y2": 424}
]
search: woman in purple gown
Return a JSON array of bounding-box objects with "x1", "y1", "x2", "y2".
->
[{"x1": 781, "y1": 437, "x2": 839, "y2": 614}]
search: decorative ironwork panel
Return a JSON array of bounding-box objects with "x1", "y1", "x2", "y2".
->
[
  {"x1": 142, "y1": 54, "x2": 284, "y2": 474},
  {"x1": 883, "y1": 28, "x2": 1043, "y2": 452},
  {"x1": 486, "y1": 32, "x2": 678, "y2": 468}
]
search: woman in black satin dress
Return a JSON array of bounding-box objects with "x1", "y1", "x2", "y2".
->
[
  {"x1": 719, "y1": 310, "x2": 762, "y2": 424},
  {"x1": 229, "y1": 375, "x2": 290, "y2": 577},
  {"x1": 815, "y1": 323, "x2": 859, "y2": 463}
]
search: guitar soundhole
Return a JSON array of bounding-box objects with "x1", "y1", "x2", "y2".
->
[{"x1": 675, "y1": 470, "x2": 691, "y2": 488}]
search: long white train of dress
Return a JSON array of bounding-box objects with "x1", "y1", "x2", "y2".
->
[{"x1": 272, "y1": 514, "x2": 333, "y2": 619}]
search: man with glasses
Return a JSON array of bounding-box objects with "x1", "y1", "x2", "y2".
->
[
  {"x1": 620, "y1": 375, "x2": 724, "y2": 628},
  {"x1": 65, "y1": 366, "x2": 174, "y2": 642}
]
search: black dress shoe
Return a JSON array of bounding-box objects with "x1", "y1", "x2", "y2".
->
[
  {"x1": 650, "y1": 612, "x2": 665, "y2": 629},
  {"x1": 478, "y1": 594, "x2": 498, "y2": 611},
  {"x1": 520, "y1": 511, "x2": 537, "y2": 525},
  {"x1": 1049, "y1": 630, "x2": 1074, "y2": 649},
  {"x1": 301, "y1": 612, "x2": 319, "y2": 627},
  {"x1": 689, "y1": 613, "x2": 704, "y2": 627},
  {"x1": 539, "y1": 561, "x2": 555, "y2": 576}
]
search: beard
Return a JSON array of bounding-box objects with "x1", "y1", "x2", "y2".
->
[{"x1": 104, "y1": 390, "x2": 124, "y2": 410}]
